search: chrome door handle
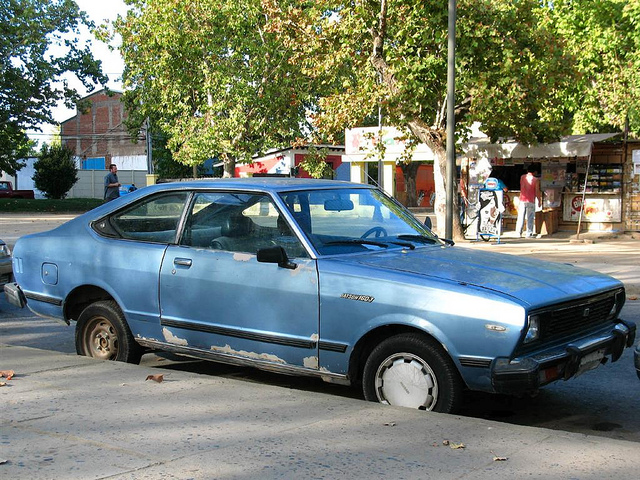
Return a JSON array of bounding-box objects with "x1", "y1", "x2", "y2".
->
[{"x1": 173, "y1": 258, "x2": 193, "y2": 267}]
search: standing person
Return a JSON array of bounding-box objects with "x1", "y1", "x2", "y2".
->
[
  {"x1": 515, "y1": 165, "x2": 542, "y2": 238},
  {"x1": 104, "y1": 164, "x2": 121, "y2": 202}
]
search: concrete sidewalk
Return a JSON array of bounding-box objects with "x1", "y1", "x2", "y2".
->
[{"x1": 2, "y1": 344, "x2": 640, "y2": 480}]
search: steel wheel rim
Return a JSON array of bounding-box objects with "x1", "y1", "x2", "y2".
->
[
  {"x1": 84, "y1": 316, "x2": 119, "y2": 360},
  {"x1": 374, "y1": 352, "x2": 438, "y2": 410}
]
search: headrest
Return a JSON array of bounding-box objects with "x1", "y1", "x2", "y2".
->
[{"x1": 221, "y1": 212, "x2": 252, "y2": 237}]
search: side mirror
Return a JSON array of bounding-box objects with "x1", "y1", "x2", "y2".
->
[{"x1": 257, "y1": 245, "x2": 297, "y2": 270}]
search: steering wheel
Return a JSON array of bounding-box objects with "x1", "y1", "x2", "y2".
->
[{"x1": 361, "y1": 226, "x2": 387, "y2": 239}]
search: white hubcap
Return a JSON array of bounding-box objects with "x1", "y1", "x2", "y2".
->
[{"x1": 375, "y1": 353, "x2": 438, "y2": 410}]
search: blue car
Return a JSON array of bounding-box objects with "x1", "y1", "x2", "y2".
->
[
  {"x1": 4, "y1": 179, "x2": 636, "y2": 413},
  {"x1": 119, "y1": 183, "x2": 138, "y2": 196}
]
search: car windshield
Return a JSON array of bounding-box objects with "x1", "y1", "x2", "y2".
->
[{"x1": 279, "y1": 187, "x2": 441, "y2": 255}]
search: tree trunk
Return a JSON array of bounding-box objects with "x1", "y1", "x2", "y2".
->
[
  {"x1": 368, "y1": 1, "x2": 463, "y2": 240},
  {"x1": 222, "y1": 153, "x2": 235, "y2": 178},
  {"x1": 406, "y1": 119, "x2": 464, "y2": 240},
  {"x1": 399, "y1": 162, "x2": 420, "y2": 207}
]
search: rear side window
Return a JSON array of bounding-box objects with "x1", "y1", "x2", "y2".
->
[{"x1": 94, "y1": 192, "x2": 189, "y2": 243}]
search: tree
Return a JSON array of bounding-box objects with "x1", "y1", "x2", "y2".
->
[
  {"x1": 115, "y1": 0, "x2": 321, "y2": 177},
  {"x1": 264, "y1": 0, "x2": 577, "y2": 237},
  {"x1": 33, "y1": 144, "x2": 79, "y2": 199},
  {"x1": 548, "y1": 0, "x2": 640, "y2": 136},
  {"x1": 0, "y1": 0, "x2": 107, "y2": 175},
  {"x1": 298, "y1": 145, "x2": 334, "y2": 179}
]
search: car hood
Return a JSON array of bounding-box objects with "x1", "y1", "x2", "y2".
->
[{"x1": 336, "y1": 246, "x2": 622, "y2": 307}]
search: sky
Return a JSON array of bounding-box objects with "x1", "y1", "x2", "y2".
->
[{"x1": 29, "y1": 0, "x2": 129, "y2": 143}]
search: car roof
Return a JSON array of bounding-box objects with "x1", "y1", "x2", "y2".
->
[{"x1": 148, "y1": 178, "x2": 373, "y2": 194}]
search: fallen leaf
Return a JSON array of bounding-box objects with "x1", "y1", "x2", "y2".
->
[
  {"x1": 628, "y1": 296, "x2": 638, "y2": 301},
  {"x1": 0, "y1": 459, "x2": 8, "y2": 465},
  {"x1": 0, "y1": 382, "x2": 6, "y2": 387},
  {"x1": 449, "y1": 443, "x2": 465, "y2": 450},
  {"x1": 442, "y1": 440, "x2": 450, "y2": 446},
  {"x1": 384, "y1": 422, "x2": 396, "y2": 427},
  {"x1": 0, "y1": 370, "x2": 14, "y2": 380},
  {"x1": 145, "y1": 374, "x2": 164, "y2": 383},
  {"x1": 491, "y1": 451, "x2": 508, "y2": 461}
]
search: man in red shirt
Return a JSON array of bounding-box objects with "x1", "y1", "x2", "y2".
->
[{"x1": 515, "y1": 165, "x2": 542, "y2": 238}]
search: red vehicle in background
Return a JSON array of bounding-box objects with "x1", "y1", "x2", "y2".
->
[{"x1": 0, "y1": 181, "x2": 35, "y2": 199}]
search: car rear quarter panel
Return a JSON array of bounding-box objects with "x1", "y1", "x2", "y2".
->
[{"x1": 12, "y1": 221, "x2": 167, "y2": 330}]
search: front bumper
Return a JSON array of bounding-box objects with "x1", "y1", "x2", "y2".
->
[
  {"x1": 491, "y1": 319, "x2": 636, "y2": 394},
  {"x1": 4, "y1": 282, "x2": 27, "y2": 308}
]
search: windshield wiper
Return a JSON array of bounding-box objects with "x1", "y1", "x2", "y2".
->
[
  {"x1": 324, "y1": 238, "x2": 416, "y2": 250},
  {"x1": 324, "y1": 239, "x2": 389, "y2": 248},
  {"x1": 397, "y1": 234, "x2": 440, "y2": 244},
  {"x1": 387, "y1": 241, "x2": 416, "y2": 250}
]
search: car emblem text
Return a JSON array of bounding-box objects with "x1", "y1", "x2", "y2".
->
[{"x1": 340, "y1": 293, "x2": 375, "y2": 303}]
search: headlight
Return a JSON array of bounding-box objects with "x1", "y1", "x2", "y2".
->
[
  {"x1": 523, "y1": 314, "x2": 540, "y2": 344},
  {"x1": 0, "y1": 244, "x2": 10, "y2": 258}
]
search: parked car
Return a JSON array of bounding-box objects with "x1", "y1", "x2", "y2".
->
[
  {"x1": 0, "y1": 239, "x2": 12, "y2": 286},
  {"x1": 4, "y1": 179, "x2": 636, "y2": 413},
  {"x1": 0, "y1": 180, "x2": 35, "y2": 199},
  {"x1": 119, "y1": 183, "x2": 138, "y2": 196},
  {"x1": 635, "y1": 343, "x2": 640, "y2": 380}
]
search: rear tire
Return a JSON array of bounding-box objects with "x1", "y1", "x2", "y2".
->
[
  {"x1": 75, "y1": 300, "x2": 143, "y2": 364},
  {"x1": 362, "y1": 333, "x2": 463, "y2": 413}
]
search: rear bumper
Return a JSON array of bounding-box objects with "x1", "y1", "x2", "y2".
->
[
  {"x1": 4, "y1": 282, "x2": 27, "y2": 308},
  {"x1": 491, "y1": 319, "x2": 636, "y2": 394}
]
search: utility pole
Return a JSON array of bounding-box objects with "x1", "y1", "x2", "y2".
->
[
  {"x1": 145, "y1": 118, "x2": 154, "y2": 174},
  {"x1": 445, "y1": 0, "x2": 456, "y2": 239}
]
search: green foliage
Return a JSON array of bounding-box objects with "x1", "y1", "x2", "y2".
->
[
  {"x1": 548, "y1": 0, "x2": 640, "y2": 136},
  {"x1": 33, "y1": 144, "x2": 79, "y2": 199},
  {"x1": 0, "y1": 0, "x2": 107, "y2": 175},
  {"x1": 116, "y1": 0, "x2": 320, "y2": 176},
  {"x1": 265, "y1": 0, "x2": 577, "y2": 229},
  {"x1": 298, "y1": 146, "x2": 334, "y2": 179},
  {"x1": 148, "y1": 128, "x2": 194, "y2": 180},
  {"x1": 0, "y1": 126, "x2": 35, "y2": 176},
  {"x1": 266, "y1": 0, "x2": 575, "y2": 145}
]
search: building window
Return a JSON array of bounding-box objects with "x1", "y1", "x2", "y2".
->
[{"x1": 82, "y1": 157, "x2": 106, "y2": 170}]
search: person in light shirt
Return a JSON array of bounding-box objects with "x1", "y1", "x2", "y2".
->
[{"x1": 515, "y1": 165, "x2": 542, "y2": 238}]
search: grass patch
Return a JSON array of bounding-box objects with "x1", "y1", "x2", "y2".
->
[{"x1": 0, "y1": 198, "x2": 104, "y2": 213}]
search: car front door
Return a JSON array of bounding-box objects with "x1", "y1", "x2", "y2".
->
[{"x1": 158, "y1": 191, "x2": 320, "y2": 369}]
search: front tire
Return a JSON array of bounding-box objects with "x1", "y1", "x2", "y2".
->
[
  {"x1": 362, "y1": 333, "x2": 463, "y2": 413},
  {"x1": 75, "y1": 300, "x2": 143, "y2": 364}
]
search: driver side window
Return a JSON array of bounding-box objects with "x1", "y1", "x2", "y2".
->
[{"x1": 180, "y1": 192, "x2": 308, "y2": 258}]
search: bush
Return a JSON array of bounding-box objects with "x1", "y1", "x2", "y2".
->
[{"x1": 33, "y1": 144, "x2": 79, "y2": 199}]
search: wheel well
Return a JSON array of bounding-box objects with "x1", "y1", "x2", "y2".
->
[
  {"x1": 348, "y1": 325, "x2": 450, "y2": 386},
  {"x1": 64, "y1": 285, "x2": 115, "y2": 323}
]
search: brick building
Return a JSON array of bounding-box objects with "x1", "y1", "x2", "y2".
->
[{"x1": 60, "y1": 89, "x2": 147, "y2": 171}]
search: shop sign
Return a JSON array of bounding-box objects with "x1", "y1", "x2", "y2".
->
[
  {"x1": 563, "y1": 195, "x2": 622, "y2": 222},
  {"x1": 502, "y1": 191, "x2": 518, "y2": 217},
  {"x1": 477, "y1": 190, "x2": 503, "y2": 235}
]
